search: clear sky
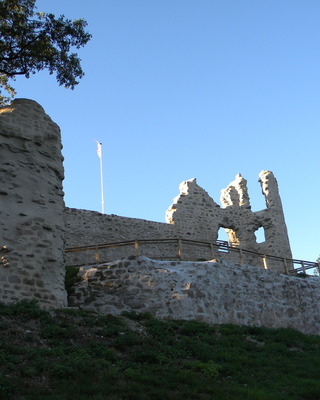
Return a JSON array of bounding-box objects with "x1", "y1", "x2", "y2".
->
[{"x1": 11, "y1": 0, "x2": 320, "y2": 262}]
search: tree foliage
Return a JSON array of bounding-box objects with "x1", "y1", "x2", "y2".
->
[{"x1": 0, "y1": 0, "x2": 91, "y2": 104}]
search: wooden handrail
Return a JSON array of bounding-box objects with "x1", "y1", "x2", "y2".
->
[{"x1": 65, "y1": 238, "x2": 319, "y2": 276}]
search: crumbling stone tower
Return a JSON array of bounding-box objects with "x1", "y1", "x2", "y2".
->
[
  {"x1": 0, "y1": 99, "x2": 67, "y2": 308},
  {"x1": 166, "y1": 171, "x2": 292, "y2": 271}
]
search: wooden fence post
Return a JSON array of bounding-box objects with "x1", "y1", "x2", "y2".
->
[
  {"x1": 239, "y1": 248, "x2": 243, "y2": 265},
  {"x1": 262, "y1": 255, "x2": 268, "y2": 270},
  {"x1": 177, "y1": 239, "x2": 182, "y2": 260},
  {"x1": 210, "y1": 243, "x2": 214, "y2": 259},
  {"x1": 283, "y1": 258, "x2": 288, "y2": 275},
  {"x1": 95, "y1": 247, "x2": 100, "y2": 265},
  {"x1": 134, "y1": 241, "x2": 139, "y2": 257}
]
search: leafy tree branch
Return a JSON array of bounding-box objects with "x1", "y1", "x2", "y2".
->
[{"x1": 0, "y1": 0, "x2": 91, "y2": 104}]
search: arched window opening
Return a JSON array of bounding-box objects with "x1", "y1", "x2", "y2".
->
[
  {"x1": 217, "y1": 227, "x2": 229, "y2": 243},
  {"x1": 254, "y1": 226, "x2": 266, "y2": 244},
  {"x1": 217, "y1": 227, "x2": 232, "y2": 253}
]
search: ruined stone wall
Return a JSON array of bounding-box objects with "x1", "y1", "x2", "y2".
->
[
  {"x1": 165, "y1": 179, "x2": 221, "y2": 242},
  {"x1": 166, "y1": 172, "x2": 292, "y2": 271},
  {"x1": 0, "y1": 99, "x2": 67, "y2": 309},
  {"x1": 65, "y1": 209, "x2": 180, "y2": 265},
  {"x1": 69, "y1": 256, "x2": 320, "y2": 337},
  {"x1": 66, "y1": 171, "x2": 292, "y2": 272},
  {"x1": 65, "y1": 208, "x2": 177, "y2": 246}
]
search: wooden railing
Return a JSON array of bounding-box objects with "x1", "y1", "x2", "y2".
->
[{"x1": 65, "y1": 238, "x2": 320, "y2": 276}]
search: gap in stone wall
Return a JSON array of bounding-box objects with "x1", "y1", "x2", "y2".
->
[
  {"x1": 254, "y1": 226, "x2": 266, "y2": 243},
  {"x1": 246, "y1": 180, "x2": 267, "y2": 212},
  {"x1": 217, "y1": 227, "x2": 229, "y2": 243}
]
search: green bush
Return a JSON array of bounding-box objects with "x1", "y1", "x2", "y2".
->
[{"x1": 65, "y1": 266, "x2": 80, "y2": 295}]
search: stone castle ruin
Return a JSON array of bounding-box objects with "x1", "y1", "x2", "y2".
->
[
  {"x1": 1, "y1": 99, "x2": 320, "y2": 336},
  {"x1": 65, "y1": 171, "x2": 292, "y2": 272},
  {"x1": 167, "y1": 171, "x2": 292, "y2": 267}
]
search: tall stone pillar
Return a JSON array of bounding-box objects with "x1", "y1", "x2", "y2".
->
[
  {"x1": 258, "y1": 171, "x2": 292, "y2": 260},
  {"x1": 0, "y1": 99, "x2": 67, "y2": 308}
]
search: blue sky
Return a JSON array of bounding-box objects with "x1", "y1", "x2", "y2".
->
[{"x1": 11, "y1": 0, "x2": 320, "y2": 262}]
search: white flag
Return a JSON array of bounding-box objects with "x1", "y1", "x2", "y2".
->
[{"x1": 96, "y1": 142, "x2": 102, "y2": 159}]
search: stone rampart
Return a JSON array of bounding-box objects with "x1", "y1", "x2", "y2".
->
[
  {"x1": 0, "y1": 99, "x2": 67, "y2": 309},
  {"x1": 69, "y1": 256, "x2": 320, "y2": 337}
]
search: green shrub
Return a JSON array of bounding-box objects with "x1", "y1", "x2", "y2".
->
[
  {"x1": 296, "y1": 272, "x2": 308, "y2": 278},
  {"x1": 121, "y1": 310, "x2": 154, "y2": 321},
  {"x1": 65, "y1": 266, "x2": 80, "y2": 295}
]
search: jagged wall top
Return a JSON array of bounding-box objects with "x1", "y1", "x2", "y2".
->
[
  {"x1": 165, "y1": 171, "x2": 292, "y2": 266},
  {"x1": 220, "y1": 173, "x2": 250, "y2": 208},
  {"x1": 66, "y1": 170, "x2": 292, "y2": 272}
]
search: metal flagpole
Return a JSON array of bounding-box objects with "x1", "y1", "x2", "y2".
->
[{"x1": 95, "y1": 140, "x2": 105, "y2": 214}]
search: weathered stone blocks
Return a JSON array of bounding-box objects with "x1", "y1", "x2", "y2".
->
[
  {"x1": 0, "y1": 99, "x2": 67, "y2": 308},
  {"x1": 66, "y1": 171, "x2": 292, "y2": 272},
  {"x1": 69, "y1": 256, "x2": 320, "y2": 336}
]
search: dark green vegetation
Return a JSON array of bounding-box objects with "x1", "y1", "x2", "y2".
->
[
  {"x1": 0, "y1": 0, "x2": 91, "y2": 104},
  {"x1": 0, "y1": 301, "x2": 320, "y2": 399},
  {"x1": 65, "y1": 266, "x2": 80, "y2": 296}
]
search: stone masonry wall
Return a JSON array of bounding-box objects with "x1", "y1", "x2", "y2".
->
[
  {"x1": 166, "y1": 172, "x2": 292, "y2": 271},
  {"x1": 69, "y1": 256, "x2": 320, "y2": 337},
  {"x1": 0, "y1": 99, "x2": 67, "y2": 309},
  {"x1": 65, "y1": 209, "x2": 177, "y2": 247},
  {"x1": 65, "y1": 171, "x2": 292, "y2": 272},
  {"x1": 64, "y1": 209, "x2": 181, "y2": 266}
]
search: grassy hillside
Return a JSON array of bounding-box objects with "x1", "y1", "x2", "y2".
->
[{"x1": 0, "y1": 300, "x2": 320, "y2": 400}]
